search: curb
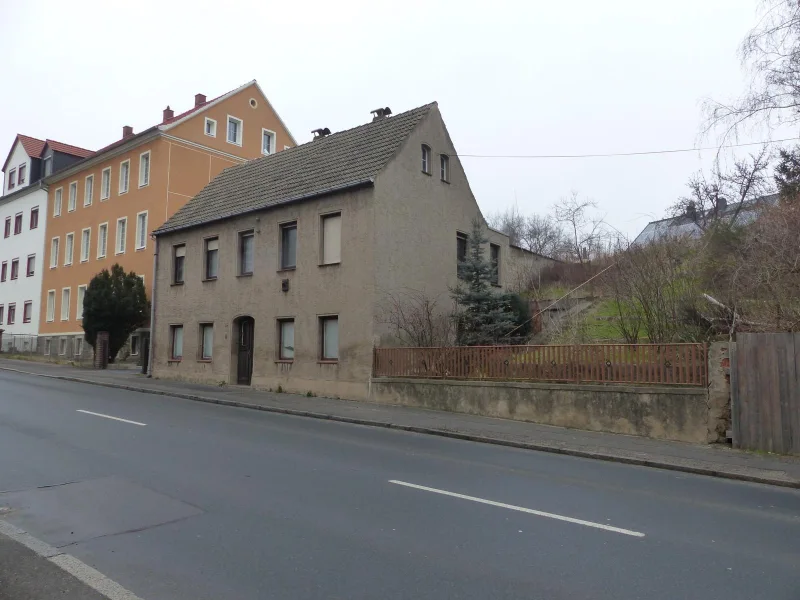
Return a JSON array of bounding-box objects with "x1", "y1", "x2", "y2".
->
[{"x1": 2, "y1": 365, "x2": 799, "y2": 490}]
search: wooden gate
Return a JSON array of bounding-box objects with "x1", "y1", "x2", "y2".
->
[{"x1": 731, "y1": 333, "x2": 800, "y2": 454}]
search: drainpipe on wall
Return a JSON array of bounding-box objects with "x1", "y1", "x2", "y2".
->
[{"x1": 147, "y1": 235, "x2": 159, "y2": 377}]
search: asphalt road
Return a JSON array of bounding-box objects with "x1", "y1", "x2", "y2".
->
[{"x1": 1, "y1": 369, "x2": 799, "y2": 600}]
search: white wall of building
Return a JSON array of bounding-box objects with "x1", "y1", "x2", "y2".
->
[
  {"x1": 0, "y1": 187, "x2": 48, "y2": 336},
  {"x1": 3, "y1": 141, "x2": 32, "y2": 195}
]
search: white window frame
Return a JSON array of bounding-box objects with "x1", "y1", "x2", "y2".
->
[
  {"x1": 440, "y1": 154, "x2": 450, "y2": 182},
  {"x1": 64, "y1": 232, "x2": 74, "y2": 266},
  {"x1": 53, "y1": 187, "x2": 63, "y2": 217},
  {"x1": 61, "y1": 287, "x2": 71, "y2": 322},
  {"x1": 138, "y1": 151, "x2": 150, "y2": 188},
  {"x1": 261, "y1": 128, "x2": 276, "y2": 155},
  {"x1": 97, "y1": 222, "x2": 108, "y2": 258},
  {"x1": 227, "y1": 115, "x2": 243, "y2": 146},
  {"x1": 284, "y1": 145, "x2": 291, "y2": 151},
  {"x1": 68, "y1": 181, "x2": 78, "y2": 212},
  {"x1": 422, "y1": 144, "x2": 431, "y2": 174},
  {"x1": 84, "y1": 174, "x2": 94, "y2": 206},
  {"x1": 76, "y1": 284, "x2": 87, "y2": 321},
  {"x1": 116, "y1": 217, "x2": 127, "y2": 255},
  {"x1": 204, "y1": 117, "x2": 217, "y2": 138},
  {"x1": 135, "y1": 211, "x2": 148, "y2": 250},
  {"x1": 80, "y1": 228, "x2": 91, "y2": 262},
  {"x1": 46, "y1": 290, "x2": 56, "y2": 322},
  {"x1": 320, "y1": 315, "x2": 339, "y2": 361},
  {"x1": 118, "y1": 159, "x2": 130, "y2": 195},
  {"x1": 8, "y1": 168, "x2": 15, "y2": 190},
  {"x1": 101, "y1": 167, "x2": 111, "y2": 200},
  {"x1": 50, "y1": 237, "x2": 59, "y2": 268},
  {"x1": 199, "y1": 323, "x2": 214, "y2": 360},
  {"x1": 170, "y1": 325, "x2": 184, "y2": 360},
  {"x1": 321, "y1": 212, "x2": 342, "y2": 265}
]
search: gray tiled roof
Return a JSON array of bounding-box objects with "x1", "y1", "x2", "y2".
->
[{"x1": 154, "y1": 103, "x2": 436, "y2": 235}]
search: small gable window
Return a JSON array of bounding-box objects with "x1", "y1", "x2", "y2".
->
[
  {"x1": 440, "y1": 154, "x2": 449, "y2": 182},
  {"x1": 421, "y1": 145, "x2": 431, "y2": 175}
]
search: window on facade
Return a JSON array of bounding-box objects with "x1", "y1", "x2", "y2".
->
[
  {"x1": 139, "y1": 152, "x2": 150, "y2": 187},
  {"x1": 68, "y1": 182, "x2": 77, "y2": 211},
  {"x1": 204, "y1": 238, "x2": 219, "y2": 279},
  {"x1": 26, "y1": 255, "x2": 34, "y2": 277},
  {"x1": 85, "y1": 175, "x2": 94, "y2": 206},
  {"x1": 171, "y1": 325, "x2": 184, "y2": 359},
  {"x1": 227, "y1": 116, "x2": 243, "y2": 145},
  {"x1": 0, "y1": 262, "x2": 6, "y2": 281},
  {"x1": 17, "y1": 164, "x2": 26, "y2": 184},
  {"x1": 98, "y1": 223, "x2": 108, "y2": 258},
  {"x1": 320, "y1": 316, "x2": 339, "y2": 361},
  {"x1": 239, "y1": 231, "x2": 254, "y2": 275},
  {"x1": 75, "y1": 337, "x2": 83, "y2": 356},
  {"x1": 46, "y1": 290, "x2": 55, "y2": 322},
  {"x1": 262, "y1": 129, "x2": 275, "y2": 155},
  {"x1": 61, "y1": 288, "x2": 70, "y2": 321},
  {"x1": 23, "y1": 301, "x2": 32, "y2": 323},
  {"x1": 0, "y1": 306, "x2": 4, "y2": 324},
  {"x1": 65, "y1": 233, "x2": 74, "y2": 265},
  {"x1": 7, "y1": 303, "x2": 16, "y2": 324},
  {"x1": 50, "y1": 238, "x2": 59, "y2": 268},
  {"x1": 321, "y1": 213, "x2": 341, "y2": 265},
  {"x1": 81, "y1": 229, "x2": 90, "y2": 262},
  {"x1": 200, "y1": 323, "x2": 214, "y2": 360},
  {"x1": 8, "y1": 169, "x2": 15, "y2": 189},
  {"x1": 440, "y1": 154, "x2": 450, "y2": 182},
  {"x1": 59, "y1": 338, "x2": 67, "y2": 355},
  {"x1": 422, "y1": 144, "x2": 431, "y2": 174},
  {"x1": 101, "y1": 168, "x2": 111, "y2": 200},
  {"x1": 173, "y1": 244, "x2": 185, "y2": 284},
  {"x1": 457, "y1": 232, "x2": 468, "y2": 264},
  {"x1": 490, "y1": 243, "x2": 500, "y2": 285},
  {"x1": 77, "y1": 285, "x2": 86, "y2": 320},
  {"x1": 279, "y1": 319, "x2": 295, "y2": 360},
  {"x1": 119, "y1": 160, "x2": 130, "y2": 194},
  {"x1": 131, "y1": 335, "x2": 140, "y2": 355},
  {"x1": 54, "y1": 188, "x2": 62, "y2": 216},
  {"x1": 4, "y1": 217, "x2": 10, "y2": 238},
  {"x1": 14, "y1": 213, "x2": 22, "y2": 235},
  {"x1": 116, "y1": 218, "x2": 127, "y2": 254},
  {"x1": 135, "y1": 212, "x2": 148, "y2": 249},
  {"x1": 30, "y1": 207, "x2": 38, "y2": 230},
  {"x1": 10, "y1": 259, "x2": 19, "y2": 280},
  {"x1": 205, "y1": 118, "x2": 217, "y2": 137},
  {"x1": 43, "y1": 337, "x2": 51, "y2": 355},
  {"x1": 43, "y1": 156, "x2": 52, "y2": 176},
  {"x1": 280, "y1": 222, "x2": 297, "y2": 270}
]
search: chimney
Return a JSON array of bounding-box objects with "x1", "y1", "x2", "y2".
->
[
  {"x1": 715, "y1": 197, "x2": 728, "y2": 212},
  {"x1": 122, "y1": 125, "x2": 134, "y2": 139},
  {"x1": 195, "y1": 93, "x2": 207, "y2": 107},
  {"x1": 312, "y1": 127, "x2": 331, "y2": 140},
  {"x1": 370, "y1": 107, "x2": 392, "y2": 121},
  {"x1": 162, "y1": 105, "x2": 174, "y2": 123},
  {"x1": 685, "y1": 201, "x2": 698, "y2": 222}
]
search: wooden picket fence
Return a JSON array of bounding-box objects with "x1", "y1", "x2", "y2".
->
[{"x1": 373, "y1": 343, "x2": 707, "y2": 387}]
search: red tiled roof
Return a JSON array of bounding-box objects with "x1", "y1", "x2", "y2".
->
[
  {"x1": 44, "y1": 139, "x2": 93, "y2": 158},
  {"x1": 17, "y1": 134, "x2": 46, "y2": 158},
  {"x1": 161, "y1": 94, "x2": 222, "y2": 126}
]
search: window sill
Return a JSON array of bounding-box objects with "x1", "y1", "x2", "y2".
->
[
  {"x1": 202, "y1": 277, "x2": 218, "y2": 283},
  {"x1": 421, "y1": 170, "x2": 432, "y2": 176},
  {"x1": 277, "y1": 267, "x2": 296, "y2": 273},
  {"x1": 135, "y1": 247, "x2": 147, "y2": 252},
  {"x1": 171, "y1": 282, "x2": 185, "y2": 287},
  {"x1": 138, "y1": 183, "x2": 149, "y2": 189},
  {"x1": 80, "y1": 260, "x2": 88, "y2": 264},
  {"x1": 227, "y1": 141, "x2": 243, "y2": 147},
  {"x1": 441, "y1": 179, "x2": 450, "y2": 184},
  {"x1": 318, "y1": 262, "x2": 340, "y2": 267},
  {"x1": 318, "y1": 360, "x2": 339, "y2": 365},
  {"x1": 168, "y1": 358, "x2": 182, "y2": 363},
  {"x1": 275, "y1": 359, "x2": 294, "y2": 364},
  {"x1": 237, "y1": 273, "x2": 253, "y2": 278},
  {"x1": 197, "y1": 359, "x2": 212, "y2": 363}
]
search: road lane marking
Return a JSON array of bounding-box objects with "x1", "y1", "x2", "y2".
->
[
  {"x1": 76, "y1": 410, "x2": 146, "y2": 427},
  {"x1": 388, "y1": 480, "x2": 645, "y2": 538}
]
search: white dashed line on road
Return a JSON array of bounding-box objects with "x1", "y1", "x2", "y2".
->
[
  {"x1": 76, "y1": 410, "x2": 146, "y2": 427},
  {"x1": 389, "y1": 480, "x2": 646, "y2": 538}
]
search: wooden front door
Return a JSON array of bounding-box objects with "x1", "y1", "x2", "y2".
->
[{"x1": 237, "y1": 318, "x2": 255, "y2": 385}]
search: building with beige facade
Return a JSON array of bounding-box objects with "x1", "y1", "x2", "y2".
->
[
  {"x1": 151, "y1": 103, "x2": 544, "y2": 399},
  {"x1": 37, "y1": 80, "x2": 295, "y2": 359}
]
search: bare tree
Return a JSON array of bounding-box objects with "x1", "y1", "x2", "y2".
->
[
  {"x1": 378, "y1": 290, "x2": 454, "y2": 347},
  {"x1": 486, "y1": 206, "x2": 566, "y2": 258},
  {"x1": 703, "y1": 1, "x2": 800, "y2": 142},
  {"x1": 553, "y1": 191, "x2": 611, "y2": 264},
  {"x1": 485, "y1": 205, "x2": 526, "y2": 247}
]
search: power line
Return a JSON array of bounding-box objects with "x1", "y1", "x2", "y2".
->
[{"x1": 456, "y1": 137, "x2": 800, "y2": 159}]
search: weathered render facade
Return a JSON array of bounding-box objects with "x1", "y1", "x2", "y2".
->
[{"x1": 151, "y1": 104, "x2": 534, "y2": 399}]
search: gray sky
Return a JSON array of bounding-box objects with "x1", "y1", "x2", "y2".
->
[{"x1": 1, "y1": 0, "x2": 783, "y2": 238}]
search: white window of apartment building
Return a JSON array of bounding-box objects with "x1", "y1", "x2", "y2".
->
[
  {"x1": 320, "y1": 315, "x2": 339, "y2": 361},
  {"x1": 18, "y1": 164, "x2": 26, "y2": 184},
  {"x1": 227, "y1": 116, "x2": 243, "y2": 145},
  {"x1": 64, "y1": 232, "x2": 74, "y2": 266},
  {"x1": 135, "y1": 211, "x2": 148, "y2": 250},
  {"x1": 119, "y1": 160, "x2": 130, "y2": 194},
  {"x1": 101, "y1": 167, "x2": 111, "y2": 200},
  {"x1": 116, "y1": 218, "x2": 127, "y2": 254},
  {"x1": 279, "y1": 319, "x2": 295, "y2": 360},
  {"x1": 53, "y1": 187, "x2": 63, "y2": 216},
  {"x1": 23, "y1": 301, "x2": 32, "y2": 323},
  {"x1": 77, "y1": 285, "x2": 86, "y2": 320},
  {"x1": 321, "y1": 213, "x2": 341, "y2": 265},
  {"x1": 84, "y1": 175, "x2": 94, "y2": 206},
  {"x1": 68, "y1": 181, "x2": 77, "y2": 211},
  {"x1": 171, "y1": 325, "x2": 184, "y2": 360},
  {"x1": 239, "y1": 230, "x2": 254, "y2": 275},
  {"x1": 200, "y1": 323, "x2": 214, "y2": 360},
  {"x1": 81, "y1": 228, "x2": 91, "y2": 262},
  {"x1": 46, "y1": 290, "x2": 55, "y2": 322},
  {"x1": 204, "y1": 237, "x2": 219, "y2": 279},
  {"x1": 98, "y1": 223, "x2": 108, "y2": 258},
  {"x1": 139, "y1": 151, "x2": 150, "y2": 187},
  {"x1": 205, "y1": 118, "x2": 217, "y2": 137},
  {"x1": 262, "y1": 129, "x2": 275, "y2": 155},
  {"x1": 50, "y1": 238, "x2": 59, "y2": 268},
  {"x1": 280, "y1": 222, "x2": 297, "y2": 270},
  {"x1": 61, "y1": 288, "x2": 71, "y2": 321}
]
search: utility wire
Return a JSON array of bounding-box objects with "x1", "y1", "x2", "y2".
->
[{"x1": 456, "y1": 137, "x2": 800, "y2": 159}]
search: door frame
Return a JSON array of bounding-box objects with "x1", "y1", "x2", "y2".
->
[{"x1": 233, "y1": 316, "x2": 255, "y2": 386}]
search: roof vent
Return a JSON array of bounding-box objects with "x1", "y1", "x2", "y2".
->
[
  {"x1": 371, "y1": 107, "x2": 392, "y2": 121},
  {"x1": 312, "y1": 127, "x2": 331, "y2": 140},
  {"x1": 162, "y1": 105, "x2": 174, "y2": 123},
  {"x1": 195, "y1": 93, "x2": 207, "y2": 107},
  {"x1": 122, "y1": 125, "x2": 134, "y2": 139}
]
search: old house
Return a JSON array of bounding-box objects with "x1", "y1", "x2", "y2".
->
[{"x1": 151, "y1": 103, "x2": 532, "y2": 399}]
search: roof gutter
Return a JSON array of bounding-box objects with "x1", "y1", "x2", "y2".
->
[{"x1": 153, "y1": 178, "x2": 375, "y2": 237}]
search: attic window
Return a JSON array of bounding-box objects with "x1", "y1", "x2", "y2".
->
[
  {"x1": 8, "y1": 168, "x2": 15, "y2": 189},
  {"x1": 421, "y1": 145, "x2": 431, "y2": 175},
  {"x1": 205, "y1": 117, "x2": 217, "y2": 138},
  {"x1": 249, "y1": 98, "x2": 258, "y2": 109},
  {"x1": 227, "y1": 116, "x2": 243, "y2": 146}
]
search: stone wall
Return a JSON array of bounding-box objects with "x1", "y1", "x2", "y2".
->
[{"x1": 707, "y1": 341, "x2": 733, "y2": 443}]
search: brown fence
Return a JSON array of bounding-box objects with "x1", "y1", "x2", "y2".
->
[{"x1": 373, "y1": 343, "x2": 707, "y2": 386}]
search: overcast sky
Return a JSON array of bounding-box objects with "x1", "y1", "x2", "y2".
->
[{"x1": 1, "y1": 0, "x2": 786, "y2": 238}]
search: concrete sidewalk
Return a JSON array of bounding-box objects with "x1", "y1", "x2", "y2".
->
[{"x1": 2, "y1": 357, "x2": 799, "y2": 489}]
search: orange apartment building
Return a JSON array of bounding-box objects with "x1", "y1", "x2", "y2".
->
[{"x1": 38, "y1": 80, "x2": 296, "y2": 358}]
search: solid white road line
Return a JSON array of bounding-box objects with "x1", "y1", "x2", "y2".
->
[
  {"x1": 389, "y1": 480, "x2": 646, "y2": 538},
  {"x1": 76, "y1": 410, "x2": 146, "y2": 427}
]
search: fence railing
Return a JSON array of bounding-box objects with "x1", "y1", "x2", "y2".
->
[{"x1": 373, "y1": 343, "x2": 708, "y2": 387}]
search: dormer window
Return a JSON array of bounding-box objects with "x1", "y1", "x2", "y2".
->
[
  {"x1": 17, "y1": 164, "x2": 26, "y2": 184},
  {"x1": 8, "y1": 168, "x2": 15, "y2": 189}
]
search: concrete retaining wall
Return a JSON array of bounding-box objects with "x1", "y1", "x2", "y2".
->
[{"x1": 369, "y1": 378, "x2": 710, "y2": 443}]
